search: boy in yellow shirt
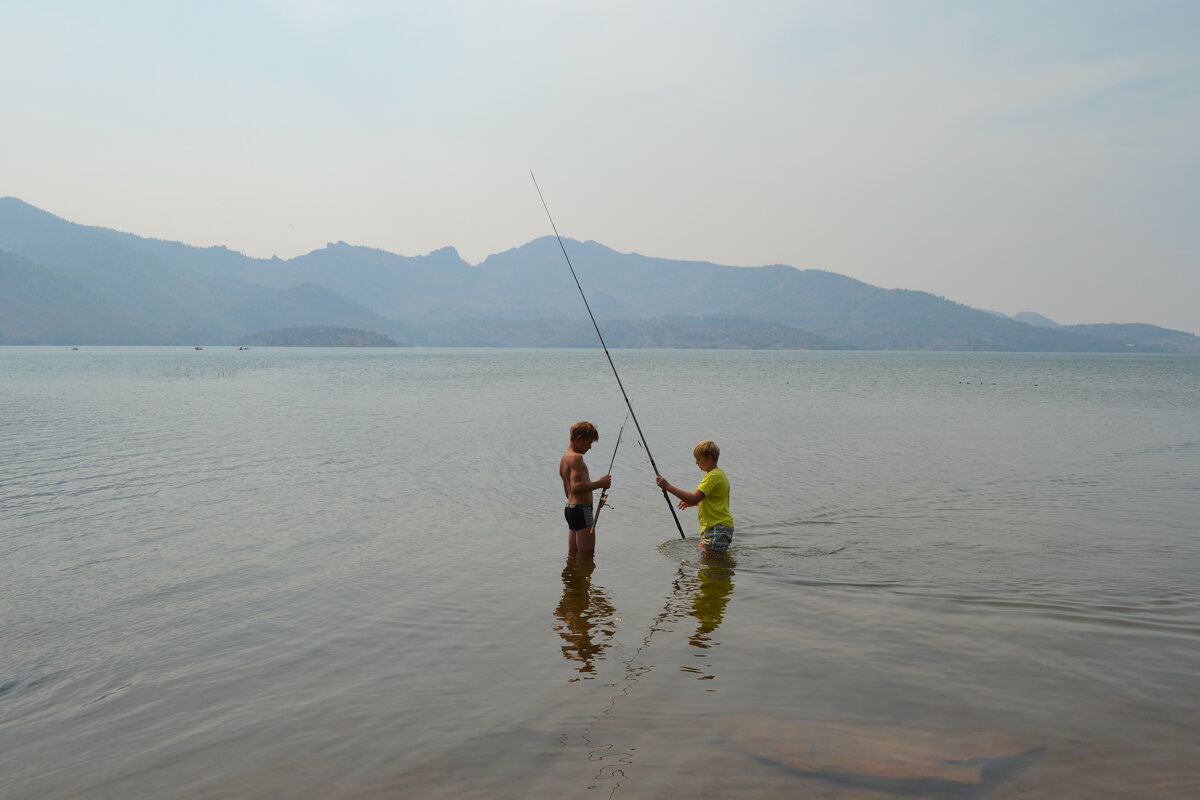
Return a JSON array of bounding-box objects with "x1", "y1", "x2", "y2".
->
[{"x1": 655, "y1": 440, "x2": 734, "y2": 554}]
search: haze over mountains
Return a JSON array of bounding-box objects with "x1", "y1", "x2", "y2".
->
[{"x1": 1, "y1": 197, "x2": 1196, "y2": 352}]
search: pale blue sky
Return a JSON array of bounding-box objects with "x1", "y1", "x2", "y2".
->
[{"x1": 3, "y1": 1, "x2": 1197, "y2": 332}]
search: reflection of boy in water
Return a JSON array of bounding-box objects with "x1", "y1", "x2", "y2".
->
[
  {"x1": 656, "y1": 440, "x2": 734, "y2": 554},
  {"x1": 560, "y1": 421, "x2": 612, "y2": 557},
  {"x1": 689, "y1": 560, "x2": 735, "y2": 649},
  {"x1": 553, "y1": 555, "x2": 617, "y2": 679}
]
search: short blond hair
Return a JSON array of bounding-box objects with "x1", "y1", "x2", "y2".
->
[
  {"x1": 693, "y1": 440, "x2": 720, "y2": 461},
  {"x1": 570, "y1": 421, "x2": 599, "y2": 442}
]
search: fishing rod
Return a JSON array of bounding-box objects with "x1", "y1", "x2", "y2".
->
[
  {"x1": 592, "y1": 410, "x2": 628, "y2": 531},
  {"x1": 531, "y1": 171, "x2": 686, "y2": 540}
]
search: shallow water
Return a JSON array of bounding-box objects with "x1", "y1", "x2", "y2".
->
[{"x1": 2, "y1": 347, "x2": 1197, "y2": 799}]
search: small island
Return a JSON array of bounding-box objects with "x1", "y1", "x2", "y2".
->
[{"x1": 240, "y1": 326, "x2": 401, "y2": 347}]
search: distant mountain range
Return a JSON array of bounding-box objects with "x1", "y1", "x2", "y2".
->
[
  {"x1": 241, "y1": 325, "x2": 399, "y2": 347},
  {"x1": 1, "y1": 197, "x2": 1196, "y2": 352}
]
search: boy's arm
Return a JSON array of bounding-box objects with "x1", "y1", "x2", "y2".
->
[
  {"x1": 655, "y1": 475, "x2": 704, "y2": 506},
  {"x1": 570, "y1": 454, "x2": 612, "y2": 495}
]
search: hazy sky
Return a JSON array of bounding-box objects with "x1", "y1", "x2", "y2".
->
[{"x1": 3, "y1": 1, "x2": 1198, "y2": 332}]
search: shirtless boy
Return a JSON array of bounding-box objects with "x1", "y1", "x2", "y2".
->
[{"x1": 560, "y1": 421, "x2": 612, "y2": 556}]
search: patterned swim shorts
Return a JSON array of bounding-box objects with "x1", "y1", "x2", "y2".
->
[
  {"x1": 699, "y1": 524, "x2": 735, "y2": 552},
  {"x1": 564, "y1": 503, "x2": 595, "y2": 531}
]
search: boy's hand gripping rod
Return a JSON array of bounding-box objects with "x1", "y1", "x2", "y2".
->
[{"x1": 532, "y1": 171, "x2": 686, "y2": 539}]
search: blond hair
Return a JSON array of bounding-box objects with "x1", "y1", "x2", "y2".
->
[
  {"x1": 693, "y1": 440, "x2": 720, "y2": 461},
  {"x1": 570, "y1": 421, "x2": 599, "y2": 442}
]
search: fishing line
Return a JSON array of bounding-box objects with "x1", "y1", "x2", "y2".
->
[{"x1": 531, "y1": 171, "x2": 686, "y2": 540}]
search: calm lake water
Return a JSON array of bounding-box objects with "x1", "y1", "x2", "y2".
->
[{"x1": 2, "y1": 346, "x2": 1197, "y2": 799}]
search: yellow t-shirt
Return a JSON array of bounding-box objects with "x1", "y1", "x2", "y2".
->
[{"x1": 696, "y1": 467, "x2": 733, "y2": 532}]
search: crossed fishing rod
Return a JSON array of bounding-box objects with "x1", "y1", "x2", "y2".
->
[{"x1": 532, "y1": 171, "x2": 687, "y2": 540}]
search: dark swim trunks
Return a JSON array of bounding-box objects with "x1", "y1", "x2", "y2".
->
[{"x1": 564, "y1": 503, "x2": 595, "y2": 531}]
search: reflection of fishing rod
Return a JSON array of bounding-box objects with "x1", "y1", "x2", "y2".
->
[
  {"x1": 531, "y1": 172, "x2": 686, "y2": 539},
  {"x1": 593, "y1": 410, "x2": 628, "y2": 531},
  {"x1": 573, "y1": 566, "x2": 697, "y2": 796}
]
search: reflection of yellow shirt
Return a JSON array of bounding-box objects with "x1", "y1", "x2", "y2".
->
[
  {"x1": 691, "y1": 563, "x2": 735, "y2": 644},
  {"x1": 696, "y1": 467, "x2": 733, "y2": 532}
]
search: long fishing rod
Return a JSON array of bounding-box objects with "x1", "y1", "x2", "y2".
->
[
  {"x1": 531, "y1": 171, "x2": 686, "y2": 539},
  {"x1": 592, "y1": 410, "x2": 628, "y2": 531}
]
